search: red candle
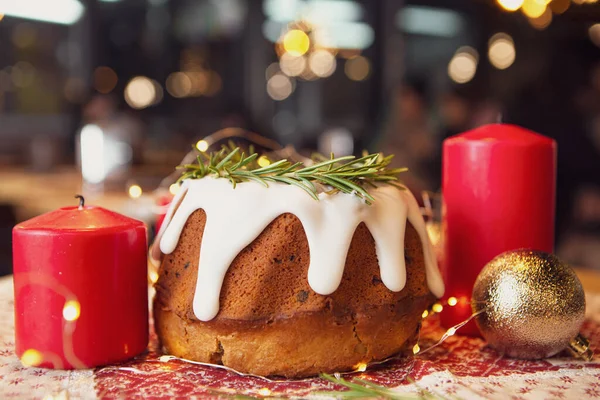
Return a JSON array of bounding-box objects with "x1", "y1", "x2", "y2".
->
[
  {"x1": 441, "y1": 124, "x2": 556, "y2": 335},
  {"x1": 12, "y1": 196, "x2": 148, "y2": 369}
]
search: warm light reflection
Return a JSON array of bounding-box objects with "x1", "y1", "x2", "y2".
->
[
  {"x1": 282, "y1": 29, "x2": 310, "y2": 56},
  {"x1": 62, "y1": 300, "x2": 81, "y2": 322},
  {"x1": 21, "y1": 348, "x2": 43, "y2": 367},
  {"x1": 497, "y1": 0, "x2": 524, "y2": 11},
  {"x1": 266, "y1": 73, "x2": 293, "y2": 101},
  {"x1": 149, "y1": 270, "x2": 159, "y2": 284},
  {"x1": 124, "y1": 76, "x2": 156, "y2": 109},
  {"x1": 446, "y1": 327, "x2": 457, "y2": 336},
  {"x1": 422, "y1": 309, "x2": 429, "y2": 318},
  {"x1": 344, "y1": 56, "x2": 370, "y2": 81},
  {"x1": 447, "y1": 297, "x2": 458, "y2": 306},
  {"x1": 128, "y1": 184, "x2": 142, "y2": 199},
  {"x1": 279, "y1": 53, "x2": 306, "y2": 77},
  {"x1": 488, "y1": 33, "x2": 515, "y2": 70},
  {"x1": 93, "y1": 66, "x2": 118, "y2": 94},
  {"x1": 166, "y1": 72, "x2": 192, "y2": 98},
  {"x1": 521, "y1": 0, "x2": 546, "y2": 18},
  {"x1": 258, "y1": 388, "x2": 272, "y2": 396},
  {"x1": 354, "y1": 362, "x2": 368, "y2": 372},
  {"x1": 309, "y1": 50, "x2": 336, "y2": 78},
  {"x1": 196, "y1": 140, "x2": 209, "y2": 152},
  {"x1": 447, "y1": 46, "x2": 478, "y2": 84},
  {"x1": 432, "y1": 303, "x2": 443, "y2": 313},
  {"x1": 257, "y1": 155, "x2": 271, "y2": 167}
]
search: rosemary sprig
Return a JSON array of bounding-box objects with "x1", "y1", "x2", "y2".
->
[
  {"x1": 316, "y1": 373, "x2": 447, "y2": 400},
  {"x1": 177, "y1": 146, "x2": 407, "y2": 205}
]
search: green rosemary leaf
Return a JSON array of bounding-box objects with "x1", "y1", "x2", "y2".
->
[{"x1": 215, "y1": 147, "x2": 240, "y2": 169}]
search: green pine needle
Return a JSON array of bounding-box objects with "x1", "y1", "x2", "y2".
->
[{"x1": 176, "y1": 145, "x2": 406, "y2": 205}]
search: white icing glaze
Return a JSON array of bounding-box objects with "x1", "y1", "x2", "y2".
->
[{"x1": 159, "y1": 178, "x2": 444, "y2": 321}]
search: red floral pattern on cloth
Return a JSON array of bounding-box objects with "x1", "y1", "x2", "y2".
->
[{"x1": 1, "y1": 275, "x2": 600, "y2": 399}]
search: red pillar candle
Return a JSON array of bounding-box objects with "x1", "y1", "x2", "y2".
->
[
  {"x1": 12, "y1": 196, "x2": 148, "y2": 369},
  {"x1": 441, "y1": 124, "x2": 556, "y2": 335}
]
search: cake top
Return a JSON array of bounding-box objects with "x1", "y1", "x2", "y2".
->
[{"x1": 175, "y1": 145, "x2": 408, "y2": 205}]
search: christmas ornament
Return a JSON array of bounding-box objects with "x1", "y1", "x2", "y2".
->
[{"x1": 472, "y1": 249, "x2": 593, "y2": 360}]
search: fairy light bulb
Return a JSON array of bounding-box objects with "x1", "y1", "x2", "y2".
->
[
  {"x1": 354, "y1": 362, "x2": 368, "y2": 372},
  {"x1": 432, "y1": 303, "x2": 443, "y2": 313},
  {"x1": 447, "y1": 297, "x2": 458, "y2": 306},
  {"x1": 257, "y1": 155, "x2": 271, "y2": 167},
  {"x1": 62, "y1": 300, "x2": 81, "y2": 321},
  {"x1": 196, "y1": 140, "x2": 209, "y2": 152},
  {"x1": 413, "y1": 343, "x2": 421, "y2": 354},
  {"x1": 128, "y1": 184, "x2": 142, "y2": 199},
  {"x1": 446, "y1": 327, "x2": 457, "y2": 336},
  {"x1": 422, "y1": 309, "x2": 429, "y2": 318},
  {"x1": 169, "y1": 183, "x2": 180, "y2": 195},
  {"x1": 21, "y1": 348, "x2": 43, "y2": 367}
]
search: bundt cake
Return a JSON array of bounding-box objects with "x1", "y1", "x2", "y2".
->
[{"x1": 153, "y1": 175, "x2": 444, "y2": 378}]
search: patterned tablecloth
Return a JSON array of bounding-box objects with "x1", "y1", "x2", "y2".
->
[{"x1": 1, "y1": 274, "x2": 600, "y2": 400}]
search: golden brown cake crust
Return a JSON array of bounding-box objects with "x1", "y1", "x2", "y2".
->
[{"x1": 154, "y1": 209, "x2": 435, "y2": 378}]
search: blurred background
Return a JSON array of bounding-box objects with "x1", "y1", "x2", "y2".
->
[{"x1": 0, "y1": 0, "x2": 599, "y2": 276}]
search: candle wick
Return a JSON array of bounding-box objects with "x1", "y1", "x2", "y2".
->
[{"x1": 74, "y1": 194, "x2": 85, "y2": 210}]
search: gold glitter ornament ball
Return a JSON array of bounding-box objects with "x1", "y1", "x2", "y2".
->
[{"x1": 472, "y1": 250, "x2": 586, "y2": 359}]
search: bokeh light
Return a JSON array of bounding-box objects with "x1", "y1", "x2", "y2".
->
[
  {"x1": 521, "y1": 0, "x2": 546, "y2": 18},
  {"x1": 488, "y1": 33, "x2": 516, "y2": 70},
  {"x1": 549, "y1": 0, "x2": 570, "y2": 13},
  {"x1": 124, "y1": 76, "x2": 156, "y2": 109},
  {"x1": 257, "y1": 155, "x2": 271, "y2": 167},
  {"x1": 344, "y1": 56, "x2": 370, "y2": 81},
  {"x1": 265, "y1": 62, "x2": 281, "y2": 80},
  {"x1": 528, "y1": 7, "x2": 552, "y2": 30},
  {"x1": 279, "y1": 53, "x2": 306, "y2": 77},
  {"x1": 497, "y1": 0, "x2": 524, "y2": 11},
  {"x1": 308, "y1": 50, "x2": 336, "y2": 78},
  {"x1": 447, "y1": 46, "x2": 478, "y2": 84},
  {"x1": 196, "y1": 140, "x2": 209, "y2": 152},
  {"x1": 93, "y1": 66, "x2": 118, "y2": 94},
  {"x1": 282, "y1": 29, "x2": 310, "y2": 56},
  {"x1": 267, "y1": 73, "x2": 293, "y2": 101},
  {"x1": 169, "y1": 183, "x2": 180, "y2": 195},
  {"x1": 62, "y1": 300, "x2": 81, "y2": 322},
  {"x1": 166, "y1": 72, "x2": 192, "y2": 98},
  {"x1": 589, "y1": 24, "x2": 600, "y2": 47},
  {"x1": 128, "y1": 184, "x2": 143, "y2": 199}
]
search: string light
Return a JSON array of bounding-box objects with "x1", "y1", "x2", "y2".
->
[
  {"x1": 62, "y1": 300, "x2": 81, "y2": 322},
  {"x1": 412, "y1": 343, "x2": 421, "y2": 354},
  {"x1": 149, "y1": 270, "x2": 159, "y2": 284},
  {"x1": 196, "y1": 140, "x2": 209, "y2": 152},
  {"x1": 128, "y1": 184, "x2": 143, "y2": 199},
  {"x1": 522, "y1": 0, "x2": 546, "y2": 18},
  {"x1": 528, "y1": 7, "x2": 552, "y2": 30},
  {"x1": 432, "y1": 303, "x2": 443, "y2": 313},
  {"x1": 488, "y1": 33, "x2": 516, "y2": 70},
  {"x1": 422, "y1": 309, "x2": 429, "y2": 318},
  {"x1": 124, "y1": 76, "x2": 157, "y2": 109},
  {"x1": 447, "y1": 297, "x2": 458, "y2": 306},
  {"x1": 353, "y1": 362, "x2": 368, "y2": 372},
  {"x1": 447, "y1": 46, "x2": 478, "y2": 84},
  {"x1": 497, "y1": 0, "x2": 524, "y2": 11},
  {"x1": 257, "y1": 155, "x2": 271, "y2": 167},
  {"x1": 21, "y1": 348, "x2": 43, "y2": 367},
  {"x1": 282, "y1": 29, "x2": 310, "y2": 56},
  {"x1": 169, "y1": 183, "x2": 180, "y2": 195},
  {"x1": 446, "y1": 327, "x2": 457, "y2": 336}
]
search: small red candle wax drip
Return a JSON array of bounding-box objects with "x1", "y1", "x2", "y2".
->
[
  {"x1": 13, "y1": 195, "x2": 149, "y2": 369},
  {"x1": 441, "y1": 124, "x2": 556, "y2": 335}
]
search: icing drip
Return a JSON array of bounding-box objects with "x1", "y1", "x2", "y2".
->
[{"x1": 159, "y1": 178, "x2": 445, "y2": 321}]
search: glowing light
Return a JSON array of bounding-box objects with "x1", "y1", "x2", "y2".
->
[
  {"x1": 354, "y1": 362, "x2": 367, "y2": 372},
  {"x1": 549, "y1": 0, "x2": 570, "y2": 13},
  {"x1": 432, "y1": 303, "x2": 443, "y2": 313},
  {"x1": 265, "y1": 62, "x2": 281, "y2": 80},
  {"x1": 169, "y1": 183, "x2": 180, "y2": 195},
  {"x1": 446, "y1": 327, "x2": 457, "y2": 336},
  {"x1": 422, "y1": 310, "x2": 429, "y2": 318},
  {"x1": 166, "y1": 72, "x2": 192, "y2": 98},
  {"x1": 128, "y1": 184, "x2": 142, "y2": 199},
  {"x1": 488, "y1": 33, "x2": 515, "y2": 70},
  {"x1": 447, "y1": 297, "x2": 458, "y2": 306},
  {"x1": 345, "y1": 56, "x2": 370, "y2": 81},
  {"x1": 257, "y1": 155, "x2": 271, "y2": 167},
  {"x1": 124, "y1": 76, "x2": 156, "y2": 109},
  {"x1": 62, "y1": 300, "x2": 81, "y2": 321},
  {"x1": 0, "y1": 0, "x2": 85, "y2": 25},
  {"x1": 528, "y1": 7, "x2": 552, "y2": 30},
  {"x1": 497, "y1": 0, "x2": 524, "y2": 11},
  {"x1": 93, "y1": 66, "x2": 118, "y2": 94},
  {"x1": 282, "y1": 29, "x2": 310, "y2": 56},
  {"x1": 149, "y1": 270, "x2": 159, "y2": 283},
  {"x1": 521, "y1": 0, "x2": 546, "y2": 18},
  {"x1": 589, "y1": 24, "x2": 600, "y2": 47},
  {"x1": 279, "y1": 53, "x2": 306, "y2": 77},
  {"x1": 21, "y1": 349, "x2": 43, "y2": 367},
  {"x1": 196, "y1": 140, "x2": 209, "y2": 152},
  {"x1": 258, "y1": 388, "x2": 272, "y2": 396},
  {"x1": 266, "y1": 73, "x2": 293, "y2": 101},
  {"x1": 447, "y1": 46, "x2": 478, "y2": 84},
  {"x1": 186, "y1": 71, "x2": 209, "y2": 96},
  {"x1": 412, "y1": 344, "x2": 420, "y2": 354},
  {"x1": 80, "y1": 124, "x2": 105, "y2": 184},
  {"x1": 308, "y1": 50, "x2": 336, "y2": 78}
]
